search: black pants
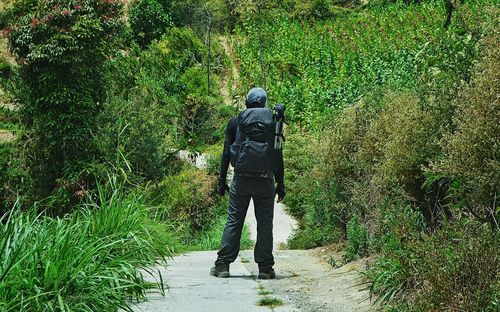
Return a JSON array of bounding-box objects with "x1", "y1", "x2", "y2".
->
[{"x1": 215, "y1": 175, "x2": 275, "y2": 271}]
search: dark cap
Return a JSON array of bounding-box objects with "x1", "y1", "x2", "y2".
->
[{"x1": 246, "y1": 87, "x2": 267, "y2": 108}]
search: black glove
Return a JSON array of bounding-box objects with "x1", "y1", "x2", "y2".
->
[
  {"x1": 217, "y1": 177, "x2": 229, "y2": 196},
  {"x1": 276, "y1": 183, "x2": 286, "y2": 202}
]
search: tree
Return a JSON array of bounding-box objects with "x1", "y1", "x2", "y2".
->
[
  {"x1": 129, "y1": 0, "x2": 173, "y2": 47},
  {"x1": 7, "y1": 0, "x2": 124, "y2": 204}
]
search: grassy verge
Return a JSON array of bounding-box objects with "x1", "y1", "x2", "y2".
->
[{"x1": 0, "y1": 180, "x2": 175, "y2": 312}]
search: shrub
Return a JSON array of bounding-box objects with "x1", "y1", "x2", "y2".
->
[
  {"x1": 283, "y1": 129, "x2": 318, "y2": 221},
  {"x1": 98, "y1": 26, "x2": 213, "y2": 180},
  {"x1": 344, "y1": 215, "x2": 368, "y2": 262},
  {"x1": 191, "y1": 197, "x2": 253, "y2": 251},
  {"x1": 7, "y1": 0, "x2": 124, "y2": 202},
  {"x1": 98, "y1": 84, "x2": 178, "y2": 181},
  {"x1": 148, "y1": 166, "x2": 219, "y2": 244},
  {"x1": 129, "y1": 0, "x2": 173, "y2": 47},
  {"x1": 435, "y1": 30, "x2": 499, "y2": 227},
  {"x1": 369, "y1": 220, "x2": 500, "y2": 311},
  {"x1": 0, "y1": 58, "x2": 12, "y2": 78},
  {"x1": 413, "y1": 221, "x2": 499, "y2": 311}
]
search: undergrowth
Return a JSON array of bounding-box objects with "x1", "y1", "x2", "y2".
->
[{"x1": 0, "y1": 178, "x2": 174, "y2": 312}]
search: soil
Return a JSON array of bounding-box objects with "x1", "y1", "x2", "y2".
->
[
  {"x1": 0, "y1": 129, "x2": 16, "y2": 143},
  {"x1": 219, "y1": 36, "x2": 242, "y2": 107}
]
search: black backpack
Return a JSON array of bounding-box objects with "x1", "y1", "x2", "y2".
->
[{"x1": 230, "y1": 108, "x2": 275, "y2": 176}]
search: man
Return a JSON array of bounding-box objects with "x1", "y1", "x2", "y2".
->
[{"x1": 210, "y1": 87, "x2": 285, "y2": 279}]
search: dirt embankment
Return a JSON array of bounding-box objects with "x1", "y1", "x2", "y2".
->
[{"x1": 219, "y1": 36, "x2": 242, "y2": 107}]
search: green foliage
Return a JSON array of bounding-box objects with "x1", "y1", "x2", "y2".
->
[
  {"x1": 0, "y1": 0, "x2": 39, "y2": 28},
  {"x1": 0, "y1": 180, "x2": 175, "y2": 311},
  {"x1": 433, "y1": 30, "x2": 500, "y2": 226},
  {"x1": 0, "y1": 58, "x2": 12, "y2": 78},
  {"x1": 97, "y1": 25, "x2": 225, "y2": 181},
  {"x1": 344, "y1": 215, "x2": 368, "y2": 262},
  {"x1": 190, "y1": 198, "x2": 253, "y2": 251},
  {"x1": 147, "y1": 166, "x2": 220, "y2": 243},
  {"x1": 282, "y1": 130, "x2": 318, "y2": 221},
  {"x1": 234, "y1": 0, "x2": 494, "y2": 127},
  {"x1": 276, "y1": 3, "x2": 500, "y2": 311},
  {"x1": 6, "y1": 0, "x2": 124, "y2": 202},
  {"x1": 282, "y1": 0, "x2": 353, "y2": 20},
  {"x1": 369, "y1": 220, "x2": 500, "y2": 311},
  {"x1": 0, "y1": 144, "x2": 14, "y2": 212},
  {"x1": 129, "y1": 0, "x2": 173, "y2": 47},
  {"x1": 257, "y1": 297, "x2": 284, "y2": 308}
]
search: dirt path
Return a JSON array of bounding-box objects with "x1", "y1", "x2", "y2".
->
[
  {"x1": 219, "y1": 36, "x2": 241, "y2": 107},
  {"x1": 129, "y1": 198, "x2": 372, "y2": 312},
  {"x1": 241, "y1": 249, "x2": 372, "y2": 312},
  {"x1": 130, "y1": 152, "x2": 373, "y2": 312}
]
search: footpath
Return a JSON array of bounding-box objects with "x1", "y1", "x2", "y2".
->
[
  {"x1": 129, "y1": 152, "x2": 372, "y2": 312},
  {"x1": 129, "y1": 200, "x2": 297, "y2": 312}
]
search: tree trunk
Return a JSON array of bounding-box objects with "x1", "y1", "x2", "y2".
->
[{"x1": 257, "y1": 2, "x2": 266, "y2": 91}]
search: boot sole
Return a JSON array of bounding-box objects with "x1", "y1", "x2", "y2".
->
[
  {"x1": 217, "y1": 272, "x2": 230, "y2": 278},
  {"x1": 210, "y1": 269, "x2": 230, "y2": 278},
  {"x1": 258, "y1": 272, "x2": 276, "y2": 280}
]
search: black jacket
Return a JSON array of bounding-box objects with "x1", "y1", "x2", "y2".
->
[{"x1": 219, "y1": 117, "x2": 284, "y2": 184}]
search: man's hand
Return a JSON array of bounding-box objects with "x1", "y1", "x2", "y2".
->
[
  {"x1": 217, "y1": 178, "x2": 229, "y2": 196},
  {"x1": 276, "y1": 183, "x2": 285, "y2": 203}
]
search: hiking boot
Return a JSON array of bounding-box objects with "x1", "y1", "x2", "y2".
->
[
  {"x1": 210, "y1": 263, "x2": 230, "y2": 278},
  {"x1": 258, "y1": 269, "x2": 276, "y2": 280}
]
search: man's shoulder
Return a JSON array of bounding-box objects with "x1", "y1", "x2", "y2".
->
[{"x1": 227, "y1": 117, "x2": 238, "y2": 129}]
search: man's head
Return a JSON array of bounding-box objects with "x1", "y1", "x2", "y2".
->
[{"x1": 245, "y1": 87, "x2": 267, "y2": 108}]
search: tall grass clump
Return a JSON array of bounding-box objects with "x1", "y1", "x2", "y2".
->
[{"x1": 0, "y1": 179, "x2": 174, "y2": 312}]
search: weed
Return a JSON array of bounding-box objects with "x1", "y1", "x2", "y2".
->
[
  {"x1": 257, "y1": 297, "x2": 284, "y2": 308},
  {"x1": 258, "y1": 289, "x2": 274, "y2": 296}
]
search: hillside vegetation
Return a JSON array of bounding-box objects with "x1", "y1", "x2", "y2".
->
[
  {"x1": 0, "y1": 0, "x2": 498, "y2": 311},
  {"x1": 233, "y1": 0, "x2": 499, "y2": 310}
]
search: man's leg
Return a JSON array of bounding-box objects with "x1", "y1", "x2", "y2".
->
[
  {"x1": 215, "y1": 176, "x2": 251, "y2": 266},
  {"x1": 252, "y1": 178, "x2": 275, "y2": 273}
]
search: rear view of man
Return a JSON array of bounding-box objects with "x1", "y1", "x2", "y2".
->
[{"x1": 210, "y1": 87, "x2": 285, "y2": 279}]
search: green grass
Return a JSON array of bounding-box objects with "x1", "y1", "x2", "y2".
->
[
  {"x1": 257, "y1": 297, "x2": 284, "y2": 308},
  {"x1": 258, "y1": 289, "x2": 274, "y2": 296},
  {"x1": 203, "y1": 143, "x2": 224, "y2": 157},
  {"x1": 0, "y1": 180, "x2": 175, "y2": 312},
  {"x1": 190, "y1": 213, "x2": 253, "y2": 251}
]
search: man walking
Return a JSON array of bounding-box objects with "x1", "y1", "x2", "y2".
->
[{"x1": 210, "y1": 87, "x2": 285, "y2": 279}]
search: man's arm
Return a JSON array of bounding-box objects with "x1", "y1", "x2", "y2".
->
[
  {"x1": 218, "y1": 118, "x2": 237, "y2": 195},
  {"x1": 274, "y1": 148, "x2": 285, "y2": 202}
]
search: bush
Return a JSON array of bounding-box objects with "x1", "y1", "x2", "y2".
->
[
  {"x1": 148, "y1": 166, "x2": 219, "y2": 244},
  {"x1": 129, "y1": 0, "x2": 173, "y2": 47},
  {"x1": 7, "y1": 0, "x2": 124, "y2": 202},
  {"x1": 412, "y1": 221, "x2": 499, "y2": 311},
  {"x1": 98, "y1": 84, "x2": 178, "y2": 181},
  {"x1": 282, "y1": 129, "x2": 318, "y2": 221},
  {"x1": 0, "y1": 58, "x2": 12, "y2": 79},
  {"x1": 434, "y1": 30, "x2": 500, "y2": 226},
  {"x1": 344, "y1": 215, "x2": 368, "y2": 262},
  {"x1": 98, "y1": 26, "x2": 214, "y2": 180},
  {"x1": 191, "y1": 197, "x2": 253, "y2": 251},
  {"x1": 369, "y1": 220, "x2": 500, "y2": 311}
]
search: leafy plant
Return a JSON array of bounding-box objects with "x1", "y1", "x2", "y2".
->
[
  {"x1": 0, "y1": 179, "x2": 175, "y2": 311},
  {"x1": 344, "y1": 215, "x2": 368, "y2": 262},
  {"x1": 129, "y1": 0, "x2": 173, "y2": 47},
  {"x1": 6, "y1": 0, "x2": 124, "y2": 203}
]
